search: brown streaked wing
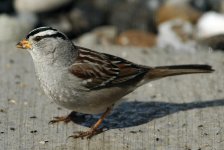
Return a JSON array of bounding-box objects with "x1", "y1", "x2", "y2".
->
[
  {"x1": 105, "y1": 54, "x2": 150, "y2": 84},
  {"x1": 69, "y1": 46, "x2": 149, "y2": 89}
]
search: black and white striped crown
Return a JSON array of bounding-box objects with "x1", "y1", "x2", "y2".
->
[{"x1": 26, "y1": 27, "x2": 67, "y2": 40}]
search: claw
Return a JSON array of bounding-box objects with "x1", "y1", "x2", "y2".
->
[
  {"x1": 67, "y1": 107, "x2": 112, "y2": 139},
  {"x1": 68, "y1": 127, "x2": 105, "y2": 139},
  {"x1": 49, "y1": 111, "x2": 77, "y2": 124},
  {"x1": 49, "y1": 116, "x2": 71, "y2": 124}
]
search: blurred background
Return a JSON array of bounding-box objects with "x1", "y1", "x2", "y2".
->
[
  {"x1": 1, "y1": 1, "x2": 224, "y2": 149},
  {"x1": 1, "y1": 0, "x2": 224, "y2": 51}
]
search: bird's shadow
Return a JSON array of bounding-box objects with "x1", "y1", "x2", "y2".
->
[{"x1": 70, "y1": 99, "x2": 224, "y2": 129}]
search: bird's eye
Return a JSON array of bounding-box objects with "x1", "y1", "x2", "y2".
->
[{"x1": 33, "y1": 36, "x2": 43, "y2": 42}]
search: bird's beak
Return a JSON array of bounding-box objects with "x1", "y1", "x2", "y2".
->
[{"x1": 16, "y1": 39, "x2": 32, "y2": 49}]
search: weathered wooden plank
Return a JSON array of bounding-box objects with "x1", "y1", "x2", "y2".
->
[{"x1": 0, "y1": 42, "x2": 223, "y2": 150}]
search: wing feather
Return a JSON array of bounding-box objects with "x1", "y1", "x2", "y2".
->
[{"x1": 69, "y1": 46, "x2": 149, "y2": 89}]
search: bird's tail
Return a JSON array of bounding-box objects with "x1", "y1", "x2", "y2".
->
[{"x1": 147, "y1": 64, "x2": 214, "y2": 80}]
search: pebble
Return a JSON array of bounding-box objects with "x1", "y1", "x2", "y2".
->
[
  {"x1": 76, "y1": 26, "x2": 117, "y2": 46},
  {"x1": 0, "y1": 109, "x2": 5, "y2": 113},
  {"x1": 30, "y1": 130, "x2": 37, "y2": 133},
  {"x1": 115, "y1": 30, "x2": 157, "y2": 48},
  {"x1": 39, "y1": 140, "x2": 49, "y2": 144},
  {"x1": 10, "y1": 127, "x2": 15, "y2": 131},
  {"x1": 156, "y1": 2, "x2": 201, "y2": 25},
  {"x1": 8, "y1": 99, "x2": 17, "y2": 104},
  {"x1": 30, "y1": 116, "x2": 37, "y2": 119},
  {"x1": 157, "y1": 19, "x2": 196, "y2": 51},
  {"x1": 196, "y1": 12, "x2": 224, "y2": 38},
  {"x1": 14, "y1": 0, "x2": 72, "y2": 13}
]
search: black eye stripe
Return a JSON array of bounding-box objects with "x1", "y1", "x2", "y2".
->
[
  {"x1": 33, "y1": 33, "x2": 67, "y2": 41},
  {"x1": 33, "y1": 36, "x2": 43, "y2": 42}
]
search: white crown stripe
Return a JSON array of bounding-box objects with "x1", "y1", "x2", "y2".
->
[{"x1": 34, "y1": 30, "x2": 58, "y2": 37}]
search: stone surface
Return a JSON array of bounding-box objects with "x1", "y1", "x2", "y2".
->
[
  {"x1": 0, "y1": 13, "x2": 37, "y2": 42},
  {"x1": 0, "y1": 41, "x2": 223, "y2": 149},
  {"x1": 14, "y1": 0, "x2": 72, "y2": 13}
]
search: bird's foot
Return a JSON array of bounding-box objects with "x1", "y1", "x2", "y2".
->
[
  {"x1": 69, "y1": 127, "x2": 105, "y2": 139},
  {"x1": 49, "y1": 116, "x2": 71, "y2": 124},
  {"x1": 49, "y1": 111, "x2": 77, "y2": 124}
]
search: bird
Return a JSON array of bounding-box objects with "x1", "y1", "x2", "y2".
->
[{"x1": 16, "y1": 27, "x2": 214, "y2": 139}]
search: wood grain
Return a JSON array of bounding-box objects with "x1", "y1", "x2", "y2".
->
[{"x1": 0, "y1": 42, "x2": 223, "y2": 150}]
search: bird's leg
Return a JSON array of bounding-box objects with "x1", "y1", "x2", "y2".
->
[
  {"x1": 49, "y1": 111, "x2": 77, "y2": 124},
  {"x1": 70, "y1": 107, "x2": 112, "y2": 139}
]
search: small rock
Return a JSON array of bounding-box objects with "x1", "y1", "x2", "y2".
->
[
  {"x1": 24, "y1": 101, "x2": 28, "y2": 105},
  {"x1": 156, "y1": 2, "x2": 201, "y2": 25},
  {"x1": 14, "y1": 0, "x2": 72, "y2": 13},
  {"x1": 8, "y1": 99, "x2": 16, "y2": 104},
  {"x1": 30, "y1": 130, "x2": 37, "y2": 133},
  {"x1": 9, "y1": 59, "x2": 14, "y2": 64},
  {"x1": 157, "y1": 19, "x2": 196, "y2": 51},
  {"x1": 10, "y1": 127, "x2": 15, "y2": 131},
  {"x1": 30, "y1": 116, "x2": 37, "y2": 119},
  {"x1": 0, "y1": 109, "x2": 5, "y2": 113},
  {"x1": 130, "y1": 131, "x2": 137, "y2": 134},
  {"x1": 76, "y1": 26, "x2": 117, "y2": 46},
  {"x1": 196, "y1": 12, "x2": 224, "y2": 38},
  {"x1": 39, "y1": 140, "x2": 49, "y2": 144},
  {"x1": 115, "y1": 30, "x2": 157, "y2": 48},
  {"x1": 0, "y1": 13, "x2": 37, "y2": 42},
  {"x1": 198, "y1": 124, "x2": 204, "y2": 128}
]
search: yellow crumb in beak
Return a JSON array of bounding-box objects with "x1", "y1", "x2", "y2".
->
[{"x1": 16, "y1": 39, "x2": 32, "y2": 49}]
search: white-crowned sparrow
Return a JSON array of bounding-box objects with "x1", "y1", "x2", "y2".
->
[{"x1": 17, "y1": 27, "x2": 214, "y2": 139}]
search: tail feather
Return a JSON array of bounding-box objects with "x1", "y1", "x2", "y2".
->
[{"x1": 147, "y1": 64, "x2": 214, "y2": 80}]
